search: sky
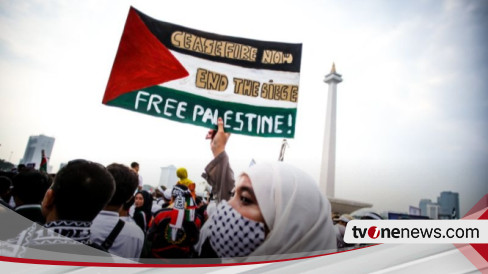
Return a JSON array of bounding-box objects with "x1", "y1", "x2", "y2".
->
[{"x1": 0, "y1": 0, "x2": 487, "y2": 216}]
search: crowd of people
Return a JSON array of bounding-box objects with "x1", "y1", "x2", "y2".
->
[{"x1": 1, "y1": 118, "x2": 343, "y2": 262}]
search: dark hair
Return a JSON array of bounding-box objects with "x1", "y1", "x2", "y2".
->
[
  {"x1": 130, "y1": 162, "x2": 139, "y2": 169},
  {"x1": 17, "y1": 164, "x2": 26, "y2": 172},
  {"x1": 0, "y1": 176, "x2": 12, "y2": 194},
  {"x1": 122, "y1": 195, "x2": 135, "y2": 211},
  {"x1": 12, "y1": 170, "x2": 51, "y2": 204},
  {"x1": 51, "y1": 159, "x2": 115, "y2": 222},
  {"x1": 106, "y1": 163, "x2": 138, "y2": 207}
]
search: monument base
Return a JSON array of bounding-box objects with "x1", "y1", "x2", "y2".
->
[{"x1": 328, "y1": 197, "x2": 372, "y2": 215}]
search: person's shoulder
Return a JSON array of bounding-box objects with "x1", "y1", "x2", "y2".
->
[
  {"x1": 120, "y1": 216, "x2": 135, "y2": 223},
  {"x1": 91, "y1": 211, "x2": 119, "y2": 227},
  {"x1": 120, "y1": 220, "x2": 145, "y2": 239},
  {"x1": 15, "y1": 205, "x2": 44, "y2": 223},
  {"x1": 133, "y1": 209, "x2": 144, "y2": 217}
]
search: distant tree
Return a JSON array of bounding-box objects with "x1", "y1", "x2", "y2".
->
[{"x1": 0, "y1": 159, "x2": 15, "y2": 171}]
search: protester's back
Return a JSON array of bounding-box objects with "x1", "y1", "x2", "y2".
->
[
  {"x1": 90, "y1": 163, "x2": 144, "y2": 259},
  {"x1": 147, "y1": 185, "x2": 201, "y2": 259},
  {"x1": 9, "y1": 159, "x2": 116, "y2": 258}
]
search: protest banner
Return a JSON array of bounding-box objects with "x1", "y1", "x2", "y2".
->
[{"x1": 103, "y1": 7, "x2": 302, "y2": 138}]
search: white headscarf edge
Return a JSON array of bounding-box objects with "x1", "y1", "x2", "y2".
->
[{"x1": 245, "y1": 162, "x2": 337, "y2": 257}]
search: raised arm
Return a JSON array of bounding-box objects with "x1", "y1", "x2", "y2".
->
[{"x1": 202, "y1": 118, "x2": 234, "y2": 202}]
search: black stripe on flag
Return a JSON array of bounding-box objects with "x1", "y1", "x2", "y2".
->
[{"x1": 133, "y1": 7, "x2": 302, "y2": 73}]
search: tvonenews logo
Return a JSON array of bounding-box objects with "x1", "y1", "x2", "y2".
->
[
  {"x1": 344, "y1": 220, "x2": 488, "y2": 244},
  {"x1": 368, "y1": 226, "x2": 380, "y2": 239}
]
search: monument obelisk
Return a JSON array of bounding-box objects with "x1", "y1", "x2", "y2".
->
[{"x1": 319, "y1": 63, "x2": 343, "y2": 197}]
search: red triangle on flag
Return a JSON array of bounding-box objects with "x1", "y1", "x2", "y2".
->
[{"x1": 102, "y1": 7, "x2": 189, "y2": 104}]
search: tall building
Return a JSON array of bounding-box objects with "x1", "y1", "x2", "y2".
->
[
  {"x1": 319, "y1": 63, "x2": 343, "y2": 197},
  {"x1": 419, "y1": 199, "x2": 433, "y2": 216},
  {"x1": 419, "y1": 198, "x2": 440, "y2": 219},
  {"x1": 426, "y1": 203, "x2": 440, "y2": 220},
  {"x1": 159, "y1": 165, "x2": 177, "y2": 188},
  {"x1": 437, "y1": 191, "x2": 460, "y2": 219},
  {"x1": 20, "y1": 134, "x2": 55, "y2": 171},
  {"x1": 419, "y1": 191, "x2": 460, "y2": 219}
]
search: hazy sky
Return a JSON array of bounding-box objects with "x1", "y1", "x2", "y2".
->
[{"x1": 0, "y1": 0, "x2": 487, "y2": 216}]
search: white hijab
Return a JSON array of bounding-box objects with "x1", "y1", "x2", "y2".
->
[{"x1": 244, "y1": 162, "x2": 337, "y2": 258}]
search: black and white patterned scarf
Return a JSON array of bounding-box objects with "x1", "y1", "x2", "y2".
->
[
  {"x1": 207, "y1": 201, "x2": 265, "y2": 258},
  {"x1": 2, "y1": 220, "x2": 92, "y2": 257},
  {"x1": 39, "y1": 220, "x2": 92, "y2": 245}
]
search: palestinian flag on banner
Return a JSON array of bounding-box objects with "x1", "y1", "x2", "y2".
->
[{"x1": 103, "y1": 7, "x2": 302, "y2": 138}]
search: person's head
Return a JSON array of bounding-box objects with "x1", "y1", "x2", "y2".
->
[
  {"x1": 154, "y1": 185, "x2": 165, "y2": 198},
  {"x1": 17, "y1": 164, "x2": 27, "y2": 173},
  {"x1": 130, "y1": 162, "x2": 139, "y2": 173},
  {"x1": 134, "y1": 190, "x2": 152, "y2": 213},
  {"x1": 12, "y1": 170, "x2": 51, "y2": 206},
  {"x1": 176, "y1": 167, "x2": 196, "y2": 200},
  {"x1": 176, "y1": 167, "x2": 194, "y2": 187},
  {"x1": 105, "y1": 163, "x2": 139, "y2": 209},
  {"x1": 41, "y1": 159, "x2": 115, "y2": 222},
  {"x1": 134, "y1": 192, "x2": 144, "y2": 208},
  {"x1": 162, "y1": 187, "x2": 172, "y2": 202},
  {"x1": 207, "y1": 162, "x2": 337, "y2": 258},
  {"x1": 0, "y1": 176, "x2": 12, "y2": 201},
  {"x1": 228, "y1": 174, "x2": 265, "y2": 224}
]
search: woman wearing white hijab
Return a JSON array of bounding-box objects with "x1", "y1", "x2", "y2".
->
[{"x1": 196, "y1": 118, "x2": 337, "y2": 261}]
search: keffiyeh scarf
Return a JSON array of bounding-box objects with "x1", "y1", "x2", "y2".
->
[
  {"x1": 206, "y1": 201, "x2": 266, "y2": 258},
  {"x1": 2, "y1": 220, "x2": 92, "y2": 257}
]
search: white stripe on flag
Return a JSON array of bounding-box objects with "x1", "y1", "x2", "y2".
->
[{"x1": 162, "y1": 51, "x2": 300, "y2": 109}]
